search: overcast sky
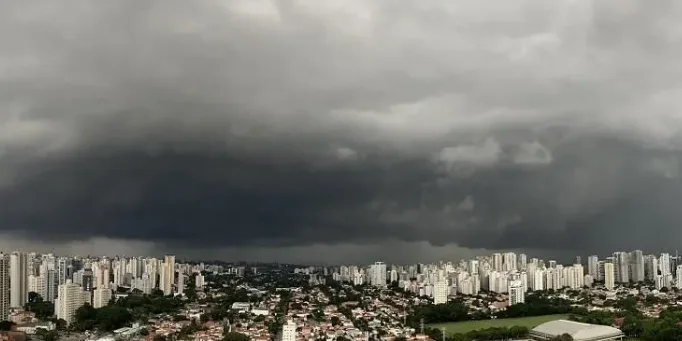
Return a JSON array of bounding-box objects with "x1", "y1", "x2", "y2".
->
[{"x1": 2, "y1": 0, "x2": 682, "y2": 264}]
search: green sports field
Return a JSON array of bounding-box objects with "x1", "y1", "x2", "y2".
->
[{"x1": 429, "y1": 314, "x2": 570, "y2": 334}]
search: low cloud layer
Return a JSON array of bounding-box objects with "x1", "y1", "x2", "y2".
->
[{"x1": 2, "y1": 0, "x2": 682, "y2": 262}]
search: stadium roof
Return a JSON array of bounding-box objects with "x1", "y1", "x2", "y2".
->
[{"x1": 531, "y1": 320, "x2": 624, "y2": 341}]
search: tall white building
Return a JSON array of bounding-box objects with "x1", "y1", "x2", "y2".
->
[
  {"x1": 433, "y1": 279, "x2": 448, "y2": 305},
  {"x1": 281, "y1": 319, "x2": 296, "y2": 341},
  {"x1": 492, "y1": 253, "x2": 503, "y2": 271},
  {"x1": 614, "y1": 252, "x2": 629, "y2": 283},
  {"x1": 369, "y1": 262, "x2": 387, "y2": 288},
  {"x1": 655, "y1": 274, "x2": 665, "y2": 290},
  {"x1": 503, "y1": 253, "x2": 517, "y2": 271},
  {"x1": 160, "y1": 255, "x2": 175, "y2": 295},
  {"x1": 508, "y1": 280, "x2": 524, "y2": 306},
  {"x1": 604, "y1": 262, "x2": 615, "y2": 291},
  {"x1": 176, "y1": 272, "x2": 185, "y2": 295},
  {"x1": 631, "y1": 250, "x2": 645, "y2": 282},
  {"x1": 660, "y1": 253, "x2": 671, "y2": 277},
  {"x1": 518, "y1": 253, "x2": 527, "y2": 271},
  {"x1": 468, "y1": 260, "x2": 479, "y2": 275},
  {"x1": 587, "y1": 255, "x2": 599, "y2": 280},
  {"x1": 132, "y1": 273, "x2": 154, "y2": 294},
  {"x1": 93, "y1": 288, "x2": 112, "y2": 308},
  {"x1": 10, "y1": 251, "x2": 28, "y2": 308},
  {"x1": 195, "y1": 274, "x2": 204, "y2": 288},
  {"x1": 28, "y1": 274, "x2": 46, "y2": 299},
  {"x1": 0, "y1": 253, "x2": 10, "y2": 321},
  {"x1": 56, "y1": 280, "x2": 90, "y2": 325},
  {"x1": 646, "y1": 256, "x2": 659, "y2": 281}
]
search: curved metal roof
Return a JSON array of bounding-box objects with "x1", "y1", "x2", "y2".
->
[{"x1": 530, "y1": 319, "x2": 624, "y2": 341}]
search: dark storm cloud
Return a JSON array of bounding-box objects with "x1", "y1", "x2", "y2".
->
[
  {"x1": 2, "y1": 0, "x2": 682, "y2": 258},
  {"x1": 0, "y1": 150, "x2": 437, "y2": 247}
]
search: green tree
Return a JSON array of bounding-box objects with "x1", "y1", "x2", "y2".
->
[
  {"x1": 621, "y1": 315, "x2": 644, "y2": 338},
  {"x1": 94, "y1": 306, "x2": 133, "y2": 331},
  {"x1": 223, "y1": 332, "x2": 250, "y2": 341},
  {"x1": 0, "y1": 321, "x2": 16, "y2": 331},
  {"x1": 52, "y1": 318, "x2": 67, "y2": 331},
  {"x1": 24, "y1": 292, "x2": 55, "y2": 319},
  {"x1": 42, "y1": 330, "x2": 60, "y2": 341},
  {"x1": 331, "y1": 316, "x2": 341, "y2": 326}
]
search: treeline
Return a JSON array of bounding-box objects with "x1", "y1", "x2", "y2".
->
[
  {"x1": 425, "y1": 326, "x2": 530, "y2": 341},
  {"x1": 72, "y1": 304, "x2": 133, "y2": 331},
  {"x1": 114, "y1": 289, "x2": 185, "y2": 319},
  {"x1": 409, "y1": 294, "x2": 580, "y2": 326},
  {"x1": 408, "y1": 299, "x2": 470, "y2": 326},
  {"x1": 72, "y1": 290, "x2": 185, "y2": 331},
  {"x1": 25, "y1": 292, "x2": 55, "y2": 319},
  {"x1": 498, "y1": 295, "x2": 579, "y2": 318}
]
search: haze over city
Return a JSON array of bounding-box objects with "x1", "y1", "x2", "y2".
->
[{"x1": 3, "y1": 0, "x2": 682, "y2": 263}]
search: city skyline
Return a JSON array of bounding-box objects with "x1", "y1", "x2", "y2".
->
[
  {"x1": 4, "y1": 247, "x2": 682, "y2": 269},
  {"x1": 3, "y1": 1, "x2": 682, "y2": 262},
  {"x1": 3, "y1": 247, "x2": 682, "y2": 333}
]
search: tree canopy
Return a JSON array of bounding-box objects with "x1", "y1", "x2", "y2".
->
[
  {"x1": 71, "y1": 303, "x2": 133, "y2": 332},
  {"x1": 24, "y1": 292, "x2": 55, "y2": 319},
  {"x1": 223, "y1": 332, "x2": 250, "y2": 341},
  {"x1": 0, "y1": 321, "x2": 16, "y2": 331}
]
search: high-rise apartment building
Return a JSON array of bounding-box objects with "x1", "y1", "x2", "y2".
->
[
  {"x1": 613, "y1": 252, "x2": 630, "y2": 283},
  {"x1": 57, "y1": 257, "x2": 70, "y2": 286},
  {"x1": 631, "y1": 250, "x2": 645, "y2": 282},
  {"x1": 195, "y1": 274, "x2": 205, "y2": 288},
  {"x1": 660, "y1": 253, "x2": 671, "y2": 277},
  {"x1": 676, "y1": 265, "x2": 682, "y2": 289},
  {"x1": 433, "y1": 279, "x2": 448, "y2": 305},
  {"x1": 160, "y1": 255, "x2": 176, "y2": 295},
  {"x1": 492, "y1": 253, "x2": 503, "y2": 271},
  {"x1": 56, "y1": 280, "x2": 90, "y2": 324},
  {"x1": 370, "y1": 262, "x2": 387, "y2": 288},
  {"x1": 646, "y1": 255, "x2": 659, "y2": 281},
  {"x1": 604, "y1": 262, "x2": 615, "y2": 291},
  {"x1": 93, "y1": 287, "x2": 112, "y2": 308},
  {"x1": 587, "y1": 255, "x2": 599, "y2": 280},
  {"x1": 508, "y1": 280, "x2": 525, "y2": 306},
  {"x1": 503, "y1": 253, "x2": 517, "y2": 271},
  {"x1": 28, "y1": 274, "x2": 46, "y2": 299},
  {"x1": 10, "y1": 251, "x2": 28, "y2": 308},
  {"x1": 0, "y1": 253, "x2": 10, "y2": 321},
  {"x1": 176, "y1": 272, "x2": 185, "y2": 295},
  {"x1": 518, "y1": 254, "x2": 527, "y2": 271},
  {"x1": 47, "y1": 269, "x2": 58, "y2": 301},
  {"x1": 82, "y1": 268, "x2": 94, "y2": 292}
]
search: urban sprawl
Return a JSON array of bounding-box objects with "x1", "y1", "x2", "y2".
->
[{"x1": 1, "y1": 251, "x2": 682, "y2": 341}]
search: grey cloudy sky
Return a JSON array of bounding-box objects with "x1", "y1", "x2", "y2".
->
[{"x1": 2, "y1": 0, "x2": 682, "y2": 263}]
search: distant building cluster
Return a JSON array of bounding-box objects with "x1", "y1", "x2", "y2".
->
[
  {"x1": 328, "y1": 250, "x2": 682, "y2": 307},
  {"x1": 587, "y1": 251, "x2": 682, "y2": 291},
  {"x1": 0, "y1": 252, "x2": 205, "y2": 325}
]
